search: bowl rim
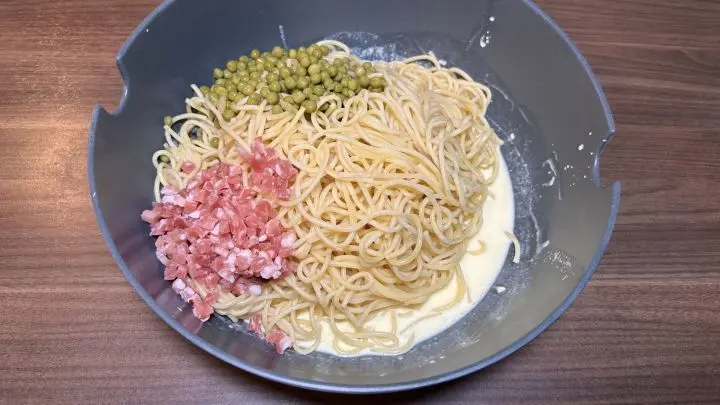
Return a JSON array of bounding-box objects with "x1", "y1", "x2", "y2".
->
[{"x1": 88, "y1": 0, "x2": 619, "y2": 394}]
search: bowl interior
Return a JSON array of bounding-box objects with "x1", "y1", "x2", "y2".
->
[{"x1": 90, "y1": 0, "x2": 618, "y2": 393}]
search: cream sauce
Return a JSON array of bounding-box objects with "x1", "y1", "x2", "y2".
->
[{"x1": 312, "y1": 150, "x2": 515, "y2": 356}]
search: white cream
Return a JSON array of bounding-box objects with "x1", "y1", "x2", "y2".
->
[{"x1": 312, "y1": 151, "x2": 515, "y2": 356}]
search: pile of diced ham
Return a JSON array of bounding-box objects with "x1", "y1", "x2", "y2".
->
[{"x1": 141, "y1": 140, "x2": 299, "y2": 353}]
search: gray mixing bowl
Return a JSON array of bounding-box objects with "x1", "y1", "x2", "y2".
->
[{"x1": 88, "y1": 0, "x2": 619, "y2": 393}]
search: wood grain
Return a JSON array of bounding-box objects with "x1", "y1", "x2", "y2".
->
[{"x1": 1, "y1": 0, "x2": 719, "y2": 403}]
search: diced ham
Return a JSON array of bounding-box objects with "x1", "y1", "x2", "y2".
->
[
  {"x1": 141, "y1": 209, "x2": 160, "y2": 224},
  {"x1": 248, "y1": 284, "x2": 262, "y2": 296},
  {"x1": 260, "y1": 262, "x2": 282, "y2": 279},
  {"x1": 192, "y1": 298, "x2": 213, "y2": 322},
  {"x1": 266, "y1": 328, "x2": 293, "y2": 354},
  {"x1": 198, "y1": 272, "x2": 220, "y2": 289},
  {"x1": 171, "y1": 279, "x2": 187, "y2": 295},
  {"x1": 142, "y1": 145, "x2": 299, "y2": 352},
  {"x1": 181, "y1": 161, "x2": 196, "y2": 173},
  {"x1": 280, "y1": 232, "x2": 297, "y2": 249},
  {"x1": 180, "y1": 286, "x2": 197, "y2": 302},
  {"x1": 164, "y1": 262, "x2": 188, "y2": 280},
  {"x1": 155, "y1": 250, "x2": 169, "y2": 265},
  {"x1": 161, "y1": 194, "x2": 186, "y2": 207},
  {"x1": 248, "y1": 314, "x2": 264, "y2": 336},
  {"x1": 161, "y1": 186, "x2": 179, "y2": 196},
  {"x1": 245, "y1": 311, "x2": 293, "y2": 353}
]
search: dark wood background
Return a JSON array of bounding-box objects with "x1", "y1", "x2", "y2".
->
[{"x1": 1, "y1": 0, "x2": 719, "y2": 403}]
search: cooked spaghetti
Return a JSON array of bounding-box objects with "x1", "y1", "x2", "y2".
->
[{"x1": 150, "y1": 40, "x2": 502, "y2": 355}]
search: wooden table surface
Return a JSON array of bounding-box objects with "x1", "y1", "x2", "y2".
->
[{"x1": 1, "y1": 0, "x2": 719, "y2": 403}]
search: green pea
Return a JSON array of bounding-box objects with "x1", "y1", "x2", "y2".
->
[
  {"x1": 358, "y1": 75, "x2": 370, "y2": 88},
  {"x1": 241, "y1": 84, "x2": 255, "y2": 96},
  {"x1": 288, "y1": 49, "x2": 297, "y2": 58},
  {"x1": 302, "y1": 87, "x2": 313, "y2": 98},
  {"x1": 319, "y1": 60, "x2": 330, "y2": 69},
  {"x1": 338, "y1": 65, "x2": 348, "y2": 75},
  {"x1": 340, "y1": 77, "x2": 349, "y2": 87},
  {"x1": 309, "y1": 56, "x2": 319, "y2": 65},
  {"x1": 295, "y1": 66, "x2": 307, "y2": 77},
  {"x1": 327, "y1": 66, "x2": 338, "y2": 78},
  {"x1": 208, "y1": 93, "x2": 220, "y2": 105},
  {"x1": 319, "y1": 45, "x2": 330, "y2": 56},
  {"x1": 237, "y1": 62, "x2": 247, "y2": 71},
  {"x1": 313, "y1": 85, "x2": 325, "y2": 96},
  {"x1": 214, "y1": 86, "x2": 228, "y2": 96},
  {"x1": 228, "y1": 90, "x2": 240, "y2": 101},
  {"x1": 266, "y1": 72, "x2": 279, "y2": 83},
  {"x1": 301, "y1": 99, "x2": 318, "y2": 113},
  {"x1": 215, "y1": 78, "x2": 227, "y2": 86},
  {"x1": 163, "y1": 116, "x2": 172, "y2": 126},
  {"x1": 284, "y1": 77, "x2": 297, "y2": 90},
  {"x1": 265, "y1": 56, "x2": 277, "y2": 66},
  {"x1": 279, "y1": 67, "x2": 292, "y2": 79},
  {"x1": 231, "y1": 75, "x2": 242, "y2": 85},
  {"x1": 269, "y1": 81, "x2": 282, "y2": 92},
  {"x1": 320, "y1": 71, "x2": 331, "y2": 81},
  {"x1": 291, "y1": 90, "x2": 306, "y2": 104},
  {"x1": 309, "y1": 94, "x2": 319, "y2": 102},
  {"x1": 297, "y1": 77, "x2": 310, "y2": 90},
  {"x1": 347, "y1": 78, "x2": 359, "y2": 91},
  {"x1": 210, "y1": 137, "x2": 220, "y2": 148},
  {"x1": 254, "y1": 63, "x2": 264, "y2": 73},
  {"x1": 222, "y1": 109, "x2": 234, "y2": 120},
  {"x1": 200, "y1": 85, "x2": 210, "y2": 95},
  {"x1": 307, "y1": 64, "x2": 320, "y2": 76},
  {"x1": 333, "y1": 83, "x2": 344, "y2": 93},
  {"x1": 309, "y1": 73, "x2": 322, "y2": 84},
  {"x1": 370, "y1": 87, "x2": 383, "y2": 93},
  {"x1": 250, "y1": 49, "x2": 261, "y2": 59},
  {"x1": 239, "y1": 55, "x2": 249, "y2": 63},
  {"x1": 271, "y1": 46, "x2": 284, "y2": 57},
  {"x1": 363, "y1": 62, "x2": 373, "y2": 70},
  {"x1": 370, "y1": 77, "x2": 384, "y2": 88},
  {"x1": 238, "y1": 70, "x2": 250, "y2": 79},
  {"x1": 247, "y1": 93, "x2": 262, "y2": 105},
  {"x1": 260, "y1": 87, "x2": 270, "y2": 98},
  {"x1": 225, "y1": 82, "x2": 237, "y2": 92},
  {"x1": 298, "y1": 46, "x2": 306, "y2": 53},
  {"x1": 226, "y1": 60, "x2": 238, "y2": 72},
  {"x1": 223, "y1": 69, "x2": 232, "y2": 79},
  {"x1": 342, "y1": 89, "x2": 350, "y2": 97},
  {"x1": 266, "y1": 92, "x2": 280, "y2": 105},
  {"x1": 323, "y1": 78, "x2": 334, "y2": 89},
  {"x1": 213, "y1": 68, "x2": 223, "y2": 79},
  {"x1": 159, "y1": 155, "x2": 170, "y2": 163},
  {"x1": 250, "y1": 71, "x2": 261, "y2": 80},
  {"x1": 299, "y1": 56, "x2": 311, "y2": 68}
]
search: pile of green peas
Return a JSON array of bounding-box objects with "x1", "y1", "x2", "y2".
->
[{"x1": 198, "y1": 43, "x2": 387, "y2": 119}]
